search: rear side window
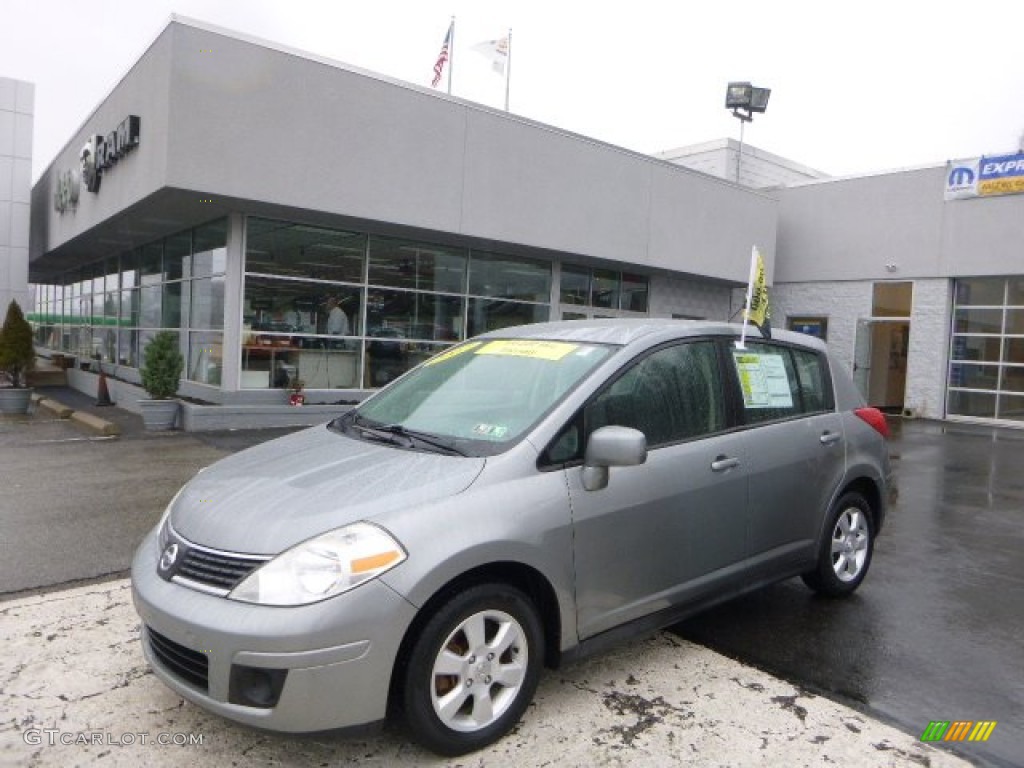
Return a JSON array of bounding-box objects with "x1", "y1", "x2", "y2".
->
[{"x1": 732, "y1": 342, "x2": 832, "y2": 425}]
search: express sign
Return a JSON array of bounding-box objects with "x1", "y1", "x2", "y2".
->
[{"x1": 945, "y1": 151, "x2": 1024, "y2": 201}]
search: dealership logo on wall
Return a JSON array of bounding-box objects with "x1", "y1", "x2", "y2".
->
[
  {"x1": 54, "y1": 115, "x2": 141, "y2": 213},
  {"x1": 81, "y1": 115, "x2": 141, "y2": 193},
  {"x1": 53, "y1": 168, "x2": 80, "y2": 214}
]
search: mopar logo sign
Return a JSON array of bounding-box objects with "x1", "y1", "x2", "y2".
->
[
  {"x1": 948, "y1": 166, "x2": 974, "y2": 186},
  {"x1": 944, "y1": 158, "x2": 979, "y2": 200}
]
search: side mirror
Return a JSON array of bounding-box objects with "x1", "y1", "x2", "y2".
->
[{"x1": 582, "y1": 426, "x2": 647, "y2": 491}]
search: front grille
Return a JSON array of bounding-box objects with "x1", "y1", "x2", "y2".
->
[
  {"x1": 177, "y1": 547, "x2": 264, "y2": 590},
  {"x1": 147, "y1": 627, "x2": 209, "y2": 692}
]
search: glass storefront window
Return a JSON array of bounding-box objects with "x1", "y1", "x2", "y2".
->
[
  {"x1": 469, "y1": 252, "x2": 551, "y2": 302},
  {"x1": 955, "y1": 278, "x2": 1005, "y2": 306},
  {"x1": 467, "y1": 298, "x2": 549, "y2": 336},
  {"x1": 241, "y1": 335, "x2": 359, "y2": 390},
  {"x1": 139, "y1": 243, "x2": 162, "y2": 283},
  {"x1": 950, "y1": 334, "x2": 1001, "y2": 363},
  {"x1": 560, "y1": 265, "x2": 589, "y2": 305},
  {"x1": 164, "y1": 231, "x2": 191, "y2": 281},
  {"x1": 369, "y1": 236, "x2": 466, "y2": 293},
  {"x1": 243, "y1": 275, "x2": 363, "y2": 338},
  {"x1": 591, "y1": 269, "x2": 620, "y2": 309},
  {"x1": 947, "y1": 390, "x2": 996, "y2": 418},
  {"x1": 620, "y1": 272, "x2": 649, "y2": 312},
  {"x1": 1006, "y1": 338, "x2": 1024, "y2": 365},
  {"x1": 246, "y1": 218, "x2": 365, "y2": 284},
  {"x1": 1006, "y1": 309, "x2": 1024, "y2": 335},
  {"x1": 188, "y1": 332, "x2": 223, "y2": 386},
  {"x1": 953, "y1": 308, "x2": 1002, "y2": 335},
  {"x1": 949, "y1": 363, "x2": 1000, "y2": 390},
  {"x1": 1009, "y1": 279, "x2": 1024, "y2": 306},
  {"x1": 366, "y1": 289, "x2": 462, "y2": 342},
  {"x1": 1002, "y1": 366, "x2": 1024, "y2": 393},
  {"x1": 193, "y1": 219, "x2": 227, "y2": 277},
  {"x1": 118, "y1": 329, "x2": 138, "y2": 367},
  {"x1": 999, "y1": 394, "x2": 1024, "y2": 422},
  {"x1": 872, "y1": 282, "x2": 912, "y2": 317},
  {"x1": 139, "y1": 285, "x2": 161, "y2": 327},
  {"x1": 190, "y1": 277, "x2": 225, "y2": 330}
]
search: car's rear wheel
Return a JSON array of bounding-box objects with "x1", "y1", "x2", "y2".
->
[
  {"x1": 402, "y1": 583, "x2": 543, "y2": 756},
  {"x1": 802, "y1": 491, "x2": 875, "y2": 597}
]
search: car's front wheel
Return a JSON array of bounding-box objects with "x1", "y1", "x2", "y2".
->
[
  {"x1": 802, "y1": 491, "x2": 875, "y2": 597},
  {"x1": 402, "y1": 583, "x2": 544, "y2": 756}
]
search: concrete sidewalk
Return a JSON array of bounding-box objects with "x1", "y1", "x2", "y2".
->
[{"x1": 0, "y1": 579, "x2": 968, "y2": 768}]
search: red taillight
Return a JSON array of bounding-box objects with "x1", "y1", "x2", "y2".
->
[{"x1": 854, "y1": 407, "x2": 890, "y2": 439}]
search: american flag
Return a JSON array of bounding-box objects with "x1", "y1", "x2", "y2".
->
[{"x1": 432, "y1": 22, "x2": 453, "y2": 88}]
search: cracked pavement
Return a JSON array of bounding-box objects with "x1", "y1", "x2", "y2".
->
[{"x1": 0, "y1": 580, "x2": 969, "y2": 767}]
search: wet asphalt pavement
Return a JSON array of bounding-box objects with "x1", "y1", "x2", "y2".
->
[
  {"x1": 674, "y1": 419, "x2": 1024, "y2": 767},
  {"x1": 1, "y1": 394, "x2": 1022, "y2": 766}
]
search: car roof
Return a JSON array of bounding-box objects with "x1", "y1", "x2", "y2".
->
[{"x1": 479, "y1": 319, "x2": 827, "y2": 352}]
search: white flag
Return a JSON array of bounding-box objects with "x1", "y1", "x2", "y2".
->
[{"x1": 472, "y1": 36, "x2": 508, "y2": 74}]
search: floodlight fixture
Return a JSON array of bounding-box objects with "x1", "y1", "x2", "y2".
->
[
  {"x1": 725, "y1": 81, "x2": 771, "y2": 122},
  {"x1": 725, "y1": 81, "x2": 771, "y2": 183}
]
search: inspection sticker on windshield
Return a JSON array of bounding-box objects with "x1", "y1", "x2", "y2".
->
[
  {"x1": 733, "y1": 352, "x2": 794, "y2": 408},
  {"x1": 424, "y1": 341, "x2": 482, "y2": 366},
  {"x1": 473, "y1": 423, "x2": 509, "y2": 438},
  {"x1": 476, "y1": 340, "x2": 578, "y2": 360}
]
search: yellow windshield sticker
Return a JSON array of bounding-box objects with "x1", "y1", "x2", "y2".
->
[
  {"x1": 424, "y1": 341, "x2": 482, "y2": 366},
  {"x1": 476, "y1": 340, "x2": 578, "y2": 361}
]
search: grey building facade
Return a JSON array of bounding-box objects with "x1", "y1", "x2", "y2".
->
[
  {"x1": 28, "y1": 17, "x2": 773, "y2": 406},
  {"x1": 25, "y1": 17, "x2": 1024, "y2": 428}
]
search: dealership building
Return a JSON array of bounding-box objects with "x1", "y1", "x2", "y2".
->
[{"x1": 24, "y1": 17, "x2": 1024, "y2": 427}]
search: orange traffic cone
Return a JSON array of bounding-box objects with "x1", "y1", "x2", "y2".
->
[{"x1": 96, "y1": 371, "x2": 114, "y2": 407}]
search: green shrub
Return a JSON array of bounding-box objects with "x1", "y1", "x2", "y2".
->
[
  {"x1": 140, "y1": 331, "x2": 183, "y2": 399},
  {"x1": 0, "y1": 300, "x2": 35, "y2": 388}
]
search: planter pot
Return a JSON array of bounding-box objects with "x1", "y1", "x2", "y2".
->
[
  {"x1": 139, "y1": 398, "x2": 180, "y2": 431},
  {"x1": 0, "y1": 387, "x2": 33, "y2": 415}
]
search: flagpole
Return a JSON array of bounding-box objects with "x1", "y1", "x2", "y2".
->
[
  {"x1": 737, "y1": 245, "x2": 758, "y2": 349},
  {"x1": 447, "y1": 16, "x2": 455, "y2": 95},
  {"x1": 504, "y1": 29, "x2": 511, "y2": 112}
]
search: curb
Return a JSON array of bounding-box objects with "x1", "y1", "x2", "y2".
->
[
  {"x1": 38, "y1": 398, "x2": 74, "y2": 419},
  {"x1": 36, "y1": 394, "x2": 121, "y2": 436}
]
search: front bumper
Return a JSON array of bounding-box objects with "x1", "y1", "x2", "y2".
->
[{"x1": 131, "y1": 529, "x2": 418, "y2": 732}]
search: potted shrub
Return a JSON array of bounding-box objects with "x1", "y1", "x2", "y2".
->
[
  {"x1": 139, "y1": 330, "x2": 183, "y2": 430},
  {"x1": 0, "y1": 300, "x2": 36, "y2": 415}
]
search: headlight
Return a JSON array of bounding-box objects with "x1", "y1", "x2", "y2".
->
[
  {"x1": 228, "y1": 522, "x2": 407, "y2": 607},
  {"x1": 157, "y1": 486, "x2": 185, "y2": 549}
]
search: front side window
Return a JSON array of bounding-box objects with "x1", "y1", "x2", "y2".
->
[
  {"x1": 585, "y1": 341, "x2": 725, "y2": 448},
  {"x1": 346, "y1": 338, "x2": 615, "y2": 456}
]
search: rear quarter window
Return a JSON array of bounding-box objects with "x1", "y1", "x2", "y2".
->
[{"x1": 732, "y1": 341, "x2": 832, "y2": 424}]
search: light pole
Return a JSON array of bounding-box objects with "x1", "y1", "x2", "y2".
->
[{"x1": 725, "y1": 82, "x2": 771, "y2": 184}]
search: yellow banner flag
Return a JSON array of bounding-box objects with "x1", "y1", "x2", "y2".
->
[{"x1": 744, "y1": 248, "x2": 771, "y2": 337}]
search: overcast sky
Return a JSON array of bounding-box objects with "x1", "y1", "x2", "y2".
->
[{"x1": 4, "y1": 0, "x2": 1024, "y2": 182}]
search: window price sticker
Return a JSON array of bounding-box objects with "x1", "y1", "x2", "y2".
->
[
  {"x1": 476, "y1": 340, "x2": 578, "y2": 361},
  {"x1": 733, "y1": 352, "x2": 794, "y2": 409}
]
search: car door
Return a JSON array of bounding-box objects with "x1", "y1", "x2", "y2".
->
[
  {"x1": 729, "y1": 341, "x2": 846, "y2": 572},
  {"x1": 562, "y1": 340, "x2": 751, "y2": 640}
]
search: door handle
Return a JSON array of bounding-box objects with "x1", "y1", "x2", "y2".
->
[
  {"x1": 710, "y1": 455, "x2": 741, "y2": 472},
  {"x1": 820, "y1": 431, "x2": 841, "y2": 446}
]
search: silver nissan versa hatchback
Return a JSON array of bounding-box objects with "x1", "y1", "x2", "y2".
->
[{"x1": 132, "y1": 319, "x2": 890, "y2": 755}]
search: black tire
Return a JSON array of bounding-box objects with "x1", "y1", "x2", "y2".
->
[
  {"x1": 401, "y1": 583, "x2": 544, "y2": 756},
  {"x1": 802, "y1": 491, "x2": 875, "y2": 597}
]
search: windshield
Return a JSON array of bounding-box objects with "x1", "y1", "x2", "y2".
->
[{"x1": 342, "y1": 338, "x2": 615, "y2": 455}]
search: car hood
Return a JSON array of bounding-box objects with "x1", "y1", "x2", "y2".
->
[{"x1": 168, "y1": 424, "x2": 486, "y2": 554}]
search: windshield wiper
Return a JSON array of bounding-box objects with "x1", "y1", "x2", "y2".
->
[{"x1": 375, "y1": 424, "x2": 469, "y2": 457}]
